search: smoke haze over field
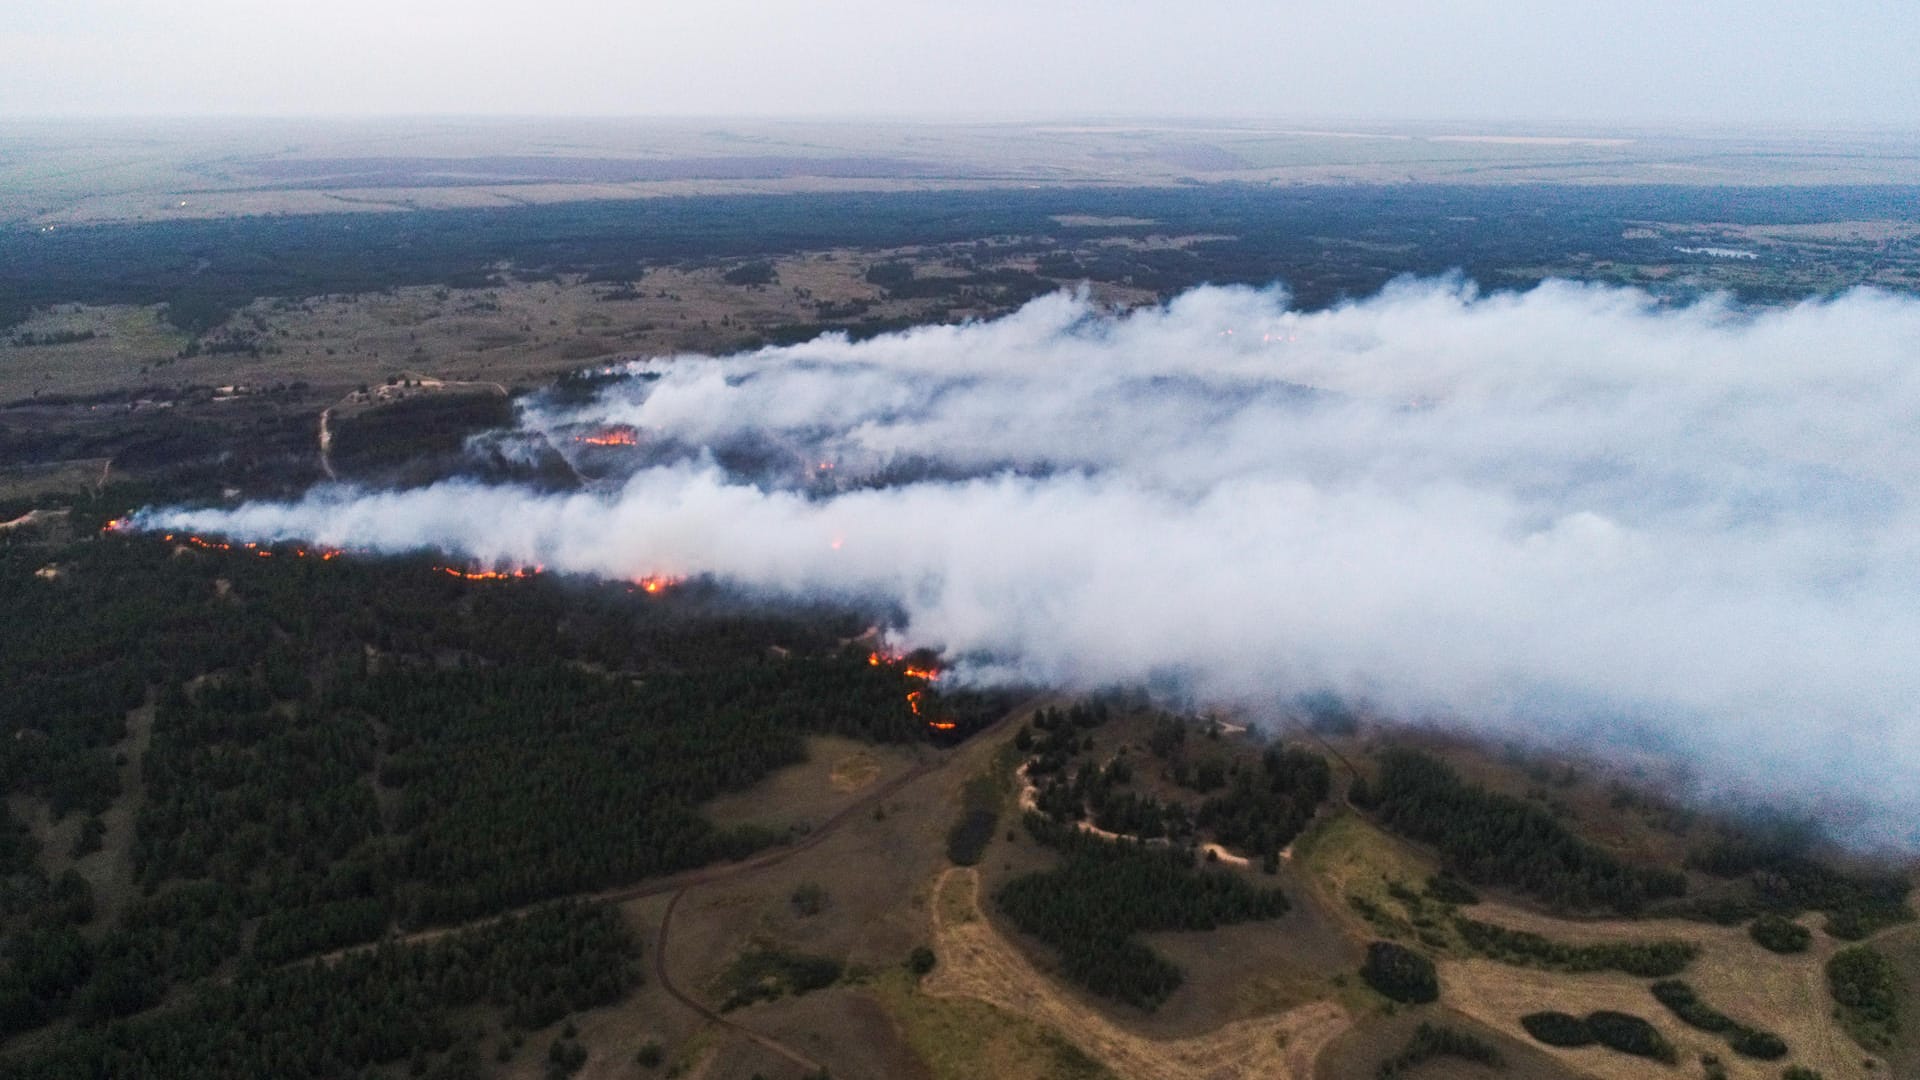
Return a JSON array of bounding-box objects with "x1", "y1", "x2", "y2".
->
[{"x1": 144, "y1": 281, "x2": 1920, "y2": 839}]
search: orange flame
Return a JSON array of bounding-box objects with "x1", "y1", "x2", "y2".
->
[
  {"x1": 906, "y1": 690, "x2": 924, "y2": 716},
  {"x1": 436, "y1": 564, "x2": 542, "y2": 582},
  {"x1": 575, "y1": 425, "x2": 639, "y2": 447},
  {"x1": 632, "y1": 574, "x2": 679, "y2": 595},
  {"x1": 927, "y1": 720, "x2": 957, "y2": 731}
]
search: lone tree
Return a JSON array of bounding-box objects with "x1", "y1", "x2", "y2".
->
[{"x1": 1362, "y1": 940, "x2": 1439, "y2": 1004}]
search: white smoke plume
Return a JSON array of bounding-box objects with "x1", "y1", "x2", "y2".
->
[{"x1": 140, "y1": 280, "x2": 1920, "y2": 840}]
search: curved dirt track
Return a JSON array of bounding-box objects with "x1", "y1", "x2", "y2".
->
[
  {"x1": 639, "y1": 695, "x2": 1046, "y2": 1071},
  {"x1": 922, "y1": 866, "x2": 1351, "y2": 1080}
]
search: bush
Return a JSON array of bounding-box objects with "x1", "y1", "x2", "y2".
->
[
  {"x1": 1729, "y1": 1029, "x2": 1789, "y2": 1060},
  {"x1": 1374, "y1": 1022, "x2": 1502, "y2": 1078},
  {"x1": 906, "y1": 947, "x2": 936, "y2": 976},
  {"x1": 1586, "y1": 1010, "x2": 1677, "y2": 1063},
  {"x1": 721, "y1": 261, "x2": 777, "y2": 286},
  {"x1": 1520, "y1": 1011, "x2": 1593, "y2": 1047},
  {"x1": 1826, "y1": 945, "x2": 1903, "y2": 1050},
  {"x1": 1360, "y1": 941, "x2": 1438, "y2": 1004},
  {"x1": 1750, "y1": 913, "x2": 1812, "y2": 954},
  {"x1": 1423, "y1": 873, "x2": 1480, "y2": 906},
  {"x1": 1782, "y1": 1067, "x2": 1825, "y2": 1080},
  {"x1": 790, "y1": 882, "x2": 827, "y2": 917},
  {"x1": 718, "y1": 946, "x2": 844, "y2": 1011},
  {"x1": 545, "y1": 1037, "x2": 587, "y2": 1079},
  {"x1": 1651, "y1": 975, "x2": 1788, "y2": 1058}
]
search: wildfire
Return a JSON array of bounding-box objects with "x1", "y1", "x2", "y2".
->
[
  {"x1": 435, "y1": 564, "x2": 542, "y2": 582},
  {"x1": 169, "y1": 533, "x2": 345, "y2": 561},
  {"x1": 868, "y1": 650, "x2": 952, "y2": 731},
  {"x1": 631, "y1": 574, "x2": 679, "y2": 595},
  {"x1": 868, "y1": 650, "x2": 941, "y2": 682},
  {"x1": 574, "y1": 425, "x2": 639, "y2": 447}
]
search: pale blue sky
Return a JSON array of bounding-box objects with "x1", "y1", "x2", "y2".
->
[{"x1": 3, "y1": 0, "x2": 1917, "y2": 127}]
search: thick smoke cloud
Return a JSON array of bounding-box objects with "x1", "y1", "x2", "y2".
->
[{"x1": 141, "y1": 280, "x2": 1920, "y2": 840}]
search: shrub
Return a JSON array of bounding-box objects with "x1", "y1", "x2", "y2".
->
[
  {"x1": 790, "y1": 882, "x2": 827, "y2": 917},
  {"x1": 1455, "y1": 915, "x2": 1695, "y2": 976},
  {"x1": 1361, "y1": 941, "x2": 1438, "y2": 1004},
  {"x1": 1827, "y1": 945, "x2": 1903, "y2": 1050},
  {"x1": 1374, "y1": 1022, "x2": 1502, "y2": 1078},
  {"x1": 1649, "y1": 979, "x2": 1789, "y2": 1059},
  {"x1": 1651, "y1": 979, "x2": 1730, "y2": 1031},
  {"x1": 722, "y1": 261, "x2": 777, "y2": 286},
  {"x1": 1586, "y1": 1010, "x2": 1677, "y2": 1063},
  {"x1": 1423, "y1": 873, "x2": 1480, "y2": 906},
  {"x1": 906, "y1": 947, "x2": 936, "y2": 975},
  {"x1": 1750, "y1": 913, "x2": 1812, "y2": 954},
  {"x1": 1520, "y1": 1011, "x2": 1593, "y2": 1047},
  {"x1": 1729, "y1": 1029, "x2": 1788, "y2": 1060}
]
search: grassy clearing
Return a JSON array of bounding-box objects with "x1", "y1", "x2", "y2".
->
[
  {"x1": 870, "y1": 968, "x2": 1115, "y2": 1080},
  {"x1": 1296, "y1": 812, "x2": 1438, "y2": 916}
]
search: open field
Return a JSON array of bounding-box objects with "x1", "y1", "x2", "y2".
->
[{"x1": 8, "y1": 119, "x2": 1920, "y2": 227}]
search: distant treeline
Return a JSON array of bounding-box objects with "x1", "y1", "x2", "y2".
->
[{"x1": 7, "y1": 183, "x2": 1915, "y2": 332}]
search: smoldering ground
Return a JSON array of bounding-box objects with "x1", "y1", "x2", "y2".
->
[{"x1": 139, "y1": 279, "x2": 1920, "y2": 841}]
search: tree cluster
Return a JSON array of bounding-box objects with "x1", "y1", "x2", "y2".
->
[
  {"x1": 1748, "y1": 913, "x2": 1812, "y2": 954},
  {"x1": 1688, "y1": 832, "x2": 1914, "y2": 940},
  {"x1": 1359, "y1": 940, "x2": 1438, "y2": 1004},
  {"x1": 1452, "y1": 915, "x2": 1696, "y2": 977},
  {"x1": 1374, "y1": 1022, "x2": 1502, "y2": 1079},
  {"x1": 1520, "y1": 1010, "x2": 1676, "y2": 1063},
  {"x1": 1826, "y1": 945, "x2": 1903, "y2": 1051},
  {"x1": 1361, "y1": 749, "x2": 1685, "y2": 914},
  {"x1": 996, "y1": 818, "x2": 1288, "y2": 1010},
  {"x1": 1650, "y1": 980, "x2": 1788, "y2": 1060}
]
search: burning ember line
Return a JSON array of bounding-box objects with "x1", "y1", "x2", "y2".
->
[
  {"x1": 434, "y1": 564, "x2": 543, "y2": 582},
  {"x1": 868, "y1": 651, "x2": 941, "y2": 682},
  {"x1": 164, "y1": 532, "x2": 347, "y2": 560},
  {"x1": 111, "y1": 523, "x2": 685, "y2": 596},
  {"x1": 573, "y1": 425, "x2": 639, "y2": 447}
]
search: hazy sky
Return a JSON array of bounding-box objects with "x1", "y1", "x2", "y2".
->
[{"x1": 3, "y1": 0, "x2": 1917, "y2": 127}]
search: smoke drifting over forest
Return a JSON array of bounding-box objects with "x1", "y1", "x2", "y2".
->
[{"x1": 143, "y1": 280, "x2": 1920, "y2": 839}]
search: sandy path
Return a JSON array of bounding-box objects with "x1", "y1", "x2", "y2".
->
[{"x1": 1015, "y1": 763, "x2": 1253, "y2": 868}]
